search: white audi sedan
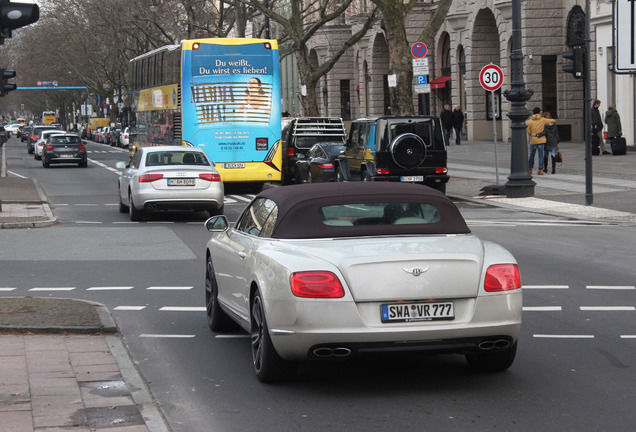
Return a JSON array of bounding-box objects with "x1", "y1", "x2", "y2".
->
[
  {"x1": 116, "y1": 146, "x2": 224, "y2": 221},
  {"x1": 204, "y1": 182, "x2": 522, "y2": 382}
]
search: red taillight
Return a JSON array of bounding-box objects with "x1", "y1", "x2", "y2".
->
[
  {"x1": 79, "y1": 144, "x2": 86, "y2": 150},
  {"x1": 484, "y1": 264, "x2": 521, "y2": 292},
  {"x1": 31, "y1": 135, "x2": 38, "y2": 140},
  {"x1": 138, "y1": 173, "x2": 164, "y2": 183},
  {"x1": 435, "y1": 167, "x2": 448, "y2": 174},
  {"x1": 290, "y1": 271, "x2": 345, "y2": 298},
  {"x1": 376, "y1": 168, "x2": 389, "y2": 175},
  {"x1": 317, "y1": 163, "x2": 334, "y2": 169},
  {"x1": 287, "y1": 147, "x2": 295, "y2": 157},
  {"x1": 199, "y1": 173, "x2": 221, "y2": 182},
  {"x1": 46, "y1": 145, "x2": 53, "y2": 150}
]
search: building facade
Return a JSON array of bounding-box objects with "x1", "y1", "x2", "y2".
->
[{"x1": 288, "y1": 0, "x2": 632, "y2": 146}]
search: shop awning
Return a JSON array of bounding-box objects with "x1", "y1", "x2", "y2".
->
[{"x1": 430, "y1": 76, "x2": 451, "y2": 89}]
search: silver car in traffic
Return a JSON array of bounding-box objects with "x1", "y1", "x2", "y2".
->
[{"x1": 116, "y1": 146, "x2": 224, "y2": 221}]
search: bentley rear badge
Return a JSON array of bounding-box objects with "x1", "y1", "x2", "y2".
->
[{"x1": 403, "y1": 267, "x2": 429, "y2": 276}]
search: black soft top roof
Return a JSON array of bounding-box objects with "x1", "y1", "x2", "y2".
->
[{"x1": 256, "y1": 182, "x2": 471, "y2": 239}]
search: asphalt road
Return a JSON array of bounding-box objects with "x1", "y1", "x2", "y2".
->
[{"x1": 1, "y1": 137, "x2": 636, "y2": 431}]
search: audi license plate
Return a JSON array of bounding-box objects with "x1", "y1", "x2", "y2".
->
[
  {"x1": 401, "y1": 176, "x2": 424, "y2": 182},
  {"x1": 167, "y1": 178, "x2": 195, "y2": 186},
  {"x1": 224, "y1": 163, "x2": 245, "y2": 169},
  {"x1": 381, "y1": 301, "x2": 454, "y2": 323}
]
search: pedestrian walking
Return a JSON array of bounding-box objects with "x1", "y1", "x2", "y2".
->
[
  {"x1": 541, "y1": 112, "x2": 560, "y2": 174},
  {"x1": 440, "y1": 104, "x2": 453, "y2": 145},
  {"x1": 452, "y1": 105, "x2": 464, "y2": 145},
  {"x1": 604, "y1": 104, "x2": 622, "y2": 150},
  {"x1": 591, "y1": 99, "x2": 610, "y2": 155},
  {"x1": 526, "y1": 107, "x2": 556, "y2": 175}
]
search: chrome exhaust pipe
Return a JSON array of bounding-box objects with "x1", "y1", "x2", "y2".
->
[
  {"x1": 312, "y1": 347, "x2": 352, "y2": 358},
  {"x1": 478, "y1": 339, "x2": 511, "y2": 351}
]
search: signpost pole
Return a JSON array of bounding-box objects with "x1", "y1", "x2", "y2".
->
[{"x1": 492, "y1": 90, "x2": 499, "y2": 185}]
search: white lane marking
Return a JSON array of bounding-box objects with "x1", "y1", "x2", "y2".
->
[
  {"x1": 580, "y1": 306, "x2": 636, "y2": 311},
  {"x1": 215, "y1": 334, "x2": 250, "y2": 339},
  {"x1": 75, "y1": 221, "x2": 102, "y2": 224},
  {"x1": 88, "y1": 286, "x2": 134, "y2": 291},
  {"x1": 113, "y1": 221, "x2": 140, "y2": 224},
  {"x1": 523, "y1": 306, "x2": 562, "y2": 311},
  {"x1": 89, "y1": 158, "x2": 122, "y2": 175},
  {"x1": 29, "y1": 287, "x2": 75, "y2": 291},
  {"x1": 139, "y1": 334, "x2": 196, "y2": 338},
  {"x1": 228, "y1": 194, "x2": 254, "y2": 203},
  {"x1": 7, "y1": 170, "x2": 28, "y2": 179},
  {"x1": 159, "y1": 307, "x2": 206, "y2": 312},
  {"x1": 114, "y1": 306, "x2": 146, "y2": 311},
  {"x1": 586, "y1": 285, "x2": 635, "y2": 290},
  {"x1": 147, "y1": 221, "x2": 175, "y2": 224},
  {"x1": 147, "y1": 286, "x2": 193, "y2": 290},
  {"x1": 533, "y1": 334, "x2": 595, "y2": 339},
  {"x1": 620, "y1": 335, "x2": 636, "y2": 339},
  {"x1": 76, "y1": 204, "x2": 99, "y2": 207},
  {"x1": 523, "y1": 285, "x2": 569, "y2": 289},
  {"x1": 0, "y1": 288, "x2": 17, "y2": 291}
]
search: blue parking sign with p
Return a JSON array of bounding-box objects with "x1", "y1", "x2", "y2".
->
[{"x1": 416, "y1": 75, "x2": 428, "y2": 85}]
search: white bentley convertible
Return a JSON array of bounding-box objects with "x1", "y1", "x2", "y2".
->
[{"x1": 204, "y1": 182, "x2": 522, "y2": 382}]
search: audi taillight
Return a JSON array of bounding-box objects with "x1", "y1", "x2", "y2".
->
[
  {"x1": 317, "y1": 163, "x2": 333, "y2": 169},
  {"x1": 290, "y1": 271, "x2": 345, "y2": 298},
  {"x1": 484, "y1": 264, "x2": 521, "y2": 292},
  {"x1": 199, "y1": 173, "x2": 221, "y2": 182},
  {"x1": 138, "y1": 173, "x2": 164, "y2": 183}
]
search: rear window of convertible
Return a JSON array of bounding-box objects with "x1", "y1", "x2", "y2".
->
[{"x1": 320, "y1": 202, "x2": 441, "y2": 226}]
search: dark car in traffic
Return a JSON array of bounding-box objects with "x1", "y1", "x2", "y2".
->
[
  {"x1": 42, "y1": 134, "x2": 87, "y2": 168},
  {"x1": 335, "y1": 116, "x2": 449, "y2": 193},
  {"x1": 295, "y1": 142, "x2": 345, "y2": 183},
  {"x1": 26, "y1": 124, "x2": 62, "y2": 154}
]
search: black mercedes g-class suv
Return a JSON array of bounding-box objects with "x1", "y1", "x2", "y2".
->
[
  {"x1": 281, "y1": 117, "x2": 347, "y2": 184},
  {"x1": 335, "y1": 116, "x2": 449, "y2": 193}
]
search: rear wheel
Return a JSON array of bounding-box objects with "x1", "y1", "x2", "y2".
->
[
  {"x1": 208, "y1": 204, "x2": 224, "y2": 217},
  {"x1": 129, "y1": 193, "x2": 144, "y2": 221},
  {"x1": 307, "y1": 171, "x2": 313, "y2": 184},
  {"x1": 251, "y1": 291, "x2": 297, "y2": 382},
  {"x1": 362, "y1": 170, "x2": 371, "y2": 182},
  {"x1": 42, "y1": 158, "x2": 49, "y2": 168},
  {"x1": 336, "y1": 166, "x2": 345, "y2": 182},
  {"x1": 118, "y1": 186, "x2": 128, "y2": 213},
  {"x1": 205, "y1": 258, "x2": 234, "y2": 331},
  {"x1": 466, "y1": 341, "x2": 517, "y2": 372}
]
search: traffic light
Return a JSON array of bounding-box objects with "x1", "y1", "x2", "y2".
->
[
  {"x1": 1, "y1": 68, "x2": 16, "y2": 96},
  {"x1": 562, "y1": 46, "x2": 585, "y2": 79},
  {"x1": 0, "y1": 0, "x2": 39, "y2": 42}
]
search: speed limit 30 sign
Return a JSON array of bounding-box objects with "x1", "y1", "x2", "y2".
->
[{"x1": 479, "y1": 64, "x2": 504, "y2": 91}]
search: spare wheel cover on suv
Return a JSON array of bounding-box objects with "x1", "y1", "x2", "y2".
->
[{"x1": 390, "y1": 133, "x2": 426, "y2": 169}]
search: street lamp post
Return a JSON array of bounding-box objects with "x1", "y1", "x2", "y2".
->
[{"x1": 504, "y1": 0, "x2": 535, "y2": 198}]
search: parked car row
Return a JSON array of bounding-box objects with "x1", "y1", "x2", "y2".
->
[{"x1": 89, "y1": 124, "x2": 129, "y2": 148}]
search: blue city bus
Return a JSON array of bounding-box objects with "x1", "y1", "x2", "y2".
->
[{"x1": 128, "y1": 38, "x2": 282, "y2": 184}]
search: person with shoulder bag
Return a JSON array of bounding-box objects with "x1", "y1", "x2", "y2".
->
[{"x1": 541, "y1": 112, "x2": 560, "y2": 174}]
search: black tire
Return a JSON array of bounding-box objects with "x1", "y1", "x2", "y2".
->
[
  {"x1": 129, "y1": 193, "x2": 144, "y2": 221},
  {"x1": 336, "y1": 166, "x2": 345, "y2": 182},
  {"x1": 205, "y1": 258, "x2": 234, "y2": 331},
  {"x1": 307, "y1": 171, "x2": 313, "y2": 184},
  {"x1": 34, "y1": 154, "x2": 41, "y2": 161},
  {"x1": 118, "y1": 186, "x2": 128, "y2": 213},
  {"x1": 208, "y1": 204, "x2": 224, "y2": 217},
  {"x1": 362, "y1": 170, "x2": 371, "y2": 182},
  {"x1": 79, "y1": 160, "x2": 88, "y2": 168},
  {"x1": 42, "y1": 159, "x2": 49, "y2": 168},
  {"x1": 466, "y1": 341, "x2": 517, "y2": 372},
  {"x1": 27, "y1": 144, "x2": 33, "y2": 154},
  {"x1": 251, "y1": 291, "x2": 297, "y2": 382},
  {"x1": 433, "y1": 183, "x2": 446, "y2": 194}
]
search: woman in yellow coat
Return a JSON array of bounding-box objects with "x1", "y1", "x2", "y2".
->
[{"x1": 526, "y1": 107, "x2": 556, "y2": 175}]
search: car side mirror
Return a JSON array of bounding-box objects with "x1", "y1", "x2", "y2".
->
[{"x1": 205, "y1": 215, "x2": 229, "y2": 232}]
